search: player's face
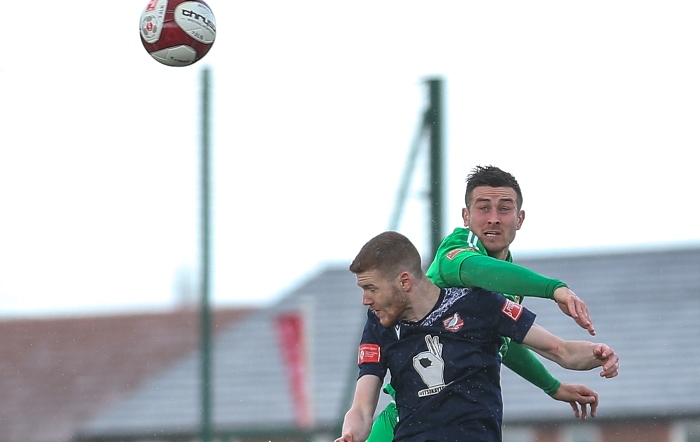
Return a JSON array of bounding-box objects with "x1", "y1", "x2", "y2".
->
[
  {"x1": 356, "y1": 270, "x2": 408, "y2": 327},
  {"x1": 464, "y1": 186, "x2": 524, "y2": 260}
]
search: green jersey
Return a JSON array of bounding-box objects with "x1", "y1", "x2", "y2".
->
[
  {"x1": 426, "y1": 227, "x2": 566, "y2": 303},
  {"x1": 426, "y1": 227, "x2": 564, "y2": 392},
  {"x1": 366, "y1": 384, "x2": 398, "y2": 442}
]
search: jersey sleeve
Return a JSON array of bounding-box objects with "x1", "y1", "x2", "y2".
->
[
  {"x1": 358, "y1": 309, "x2": 387, "y2": 380},
  {"x1": 434, "y1": 249, "x2": 566, "y2": 299},
  {"x1": 501, "y1": 340, "x2": 561, "y2": 396},
  {"x1": 478, "y1": 290, "x2": 536, "y2": 342},
  {"x1": 366, "y1": 401, "x2": 398, "y2": 442}
]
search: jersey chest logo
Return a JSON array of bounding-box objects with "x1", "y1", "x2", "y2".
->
[
  {"x1": 413, "y1": 335, "x2": 446, "y2": 397},
  {"x1": 445, "y1": 248, "x2": 475, "y2": 260},
  {"x1": 442, "y1": 312, "x2": 463, "y2": 332}
]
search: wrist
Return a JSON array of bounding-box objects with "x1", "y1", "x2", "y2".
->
[
  {"x1": 545, "y1": 379, "x2": 562, "y2": 396},
  {"x1": 552, "y1": 284, "x2": 568, "y2": 302}
]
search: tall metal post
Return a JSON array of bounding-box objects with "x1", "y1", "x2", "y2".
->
[
  {"x1": 425, "y1": 78, "x2": 445, "y2": 258},
  {"x1": 199, "y1": 66, "x2": 213, "y2": 442}
]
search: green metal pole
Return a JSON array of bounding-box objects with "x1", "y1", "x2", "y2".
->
[
  {"x1": 388, "y1": 110, "x2": 429, "y2": 231},
  {"x1": 200, "y1": 66, "x2": 213, "y2": 442},
  {"x1": 426, "y1": 78, "x2": 444, "y2": 258}
]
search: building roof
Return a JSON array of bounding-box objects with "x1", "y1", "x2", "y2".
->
[
  {"x1": 501, "y1": 245, "x2": 700, "y2": 424},
  {"x1": 77, "y1": 268, "x2": 369, "y2": 441},
  {"x1": 0, "y1": 307, "x2": 254, "y2": 442},
  {"x1": 76, "y1": 244, "x2": 700, "y2": 439}
]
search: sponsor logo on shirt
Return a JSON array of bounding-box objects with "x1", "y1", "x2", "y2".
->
[
  {"x1": 442, "y1": 312, "x2": 464, "y2": 332},
  {"x1": 501, "y1": 299, "x2": 523, "y2": 321},
  {"x1": 414, "y1": 335, "x2": 446, "y2": 397},
  {"x1": 445, "y1": 248, "x2": 476, "y2": 260},
  {"x1": 358, "y1": 343, "x2": 381, "y2": 364}
]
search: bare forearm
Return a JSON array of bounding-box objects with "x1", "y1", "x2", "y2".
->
[
  {"x1": 336, "y1": 375, "x2": 382, "y2": 442},
  {"x1": 528, "y1": 340, "x2": 602, "y2": 371},
  {"x1": 521, "y1": 324, "x2": 601, "y2": 370},
  {"x1": 339, "y1": 407, "x2": 375, "y2": 442}
]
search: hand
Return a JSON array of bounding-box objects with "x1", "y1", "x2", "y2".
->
[
  {"x1": 553, "y1": 287, "x2": 595, "y2": 336},
  {"x1": 550, "y1": 382, "x2": 599, "y2": 420},
  {"x1": 334, "y1": 409, "x2": 367, "y2": 442},
  {"x1": 412, "y1": 335, "x2": 446, "y2": 390},
  {"x1": 594, "y1": 344, "x2": 619, "y2": 378}
]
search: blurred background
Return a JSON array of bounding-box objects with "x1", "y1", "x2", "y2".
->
[
  {"x1": 2, "y1": 1, "x2": 700, "y2": 442},
  {"x1": 2, "y1": 0, "x2": 700, "y2": 317}
]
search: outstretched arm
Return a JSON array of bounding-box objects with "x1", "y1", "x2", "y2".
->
[
  {"x1": 502, "y1": 341, "x2": 560, "y2": 395},
  {"x1": 503, "y1": 341, "x2": 599, "y2": 420},
  {"x1": 435, "y1": 253, "x2": 595, "y2": 335},
  {"x1": 335, "y1": 375, "x2": 382, "y2": 442},
  {"x1": 520, "y1": 324, "x2": 619, "y2": 378}
]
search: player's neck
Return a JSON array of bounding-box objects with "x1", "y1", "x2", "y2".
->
[
  {"x1": 488, "y1": 247, "x2": 510, "y2": 261},
  {"x1": 405, "y1": 282, "x2": 441, "y2": 322}
]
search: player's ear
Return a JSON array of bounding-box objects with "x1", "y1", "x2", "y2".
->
[
  {"x1": 516, "y1": 209, "x2": 525, "y2": 230},
  {"x1": 398, "y1": 272, "x2": 411, "y2": 291},
  {"x1": 462, "y1": 207, "x2": 470, "y2": 227}
]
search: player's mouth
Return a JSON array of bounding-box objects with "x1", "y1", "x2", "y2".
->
[{"x1": 484, "y1": 231, "x2": 500, "y2": 237}]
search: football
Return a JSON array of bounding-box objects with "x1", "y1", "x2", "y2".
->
[{"x1": 139, "y1": 0, "x2": 216, "y2": 67}]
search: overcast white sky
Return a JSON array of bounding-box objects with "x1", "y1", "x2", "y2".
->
[{"x1": 1, "y1": 1, "x2": 699, "y2": 317}]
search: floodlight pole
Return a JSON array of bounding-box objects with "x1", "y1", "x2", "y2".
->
[
  {"x1": 387, "y1": 77, "x2": 445, "y2": 258},
  {"x1": 199, "y1": 65, "x2": 213, "y2": 442},
  {"x1": 425, "y1": 78, "x2": 445, "y2": 258}
]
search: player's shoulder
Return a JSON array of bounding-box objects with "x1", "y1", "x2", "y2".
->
[
  {"x1": 421, "y1": 287, "x2": 481, "y2": 325},
  {"x1": 436, "y1": 228, "x2": 485, "y2": 258},
  {"x1": 447, "y1": 286, "x2": 510, "y2": 313},
  {"x1": 420, "y1": 287, "x2": 509, "y2": 330}
]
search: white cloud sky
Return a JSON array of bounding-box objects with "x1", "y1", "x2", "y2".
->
[{"x1": 1, "y1": 1, "x2": 699, "y2": 316}]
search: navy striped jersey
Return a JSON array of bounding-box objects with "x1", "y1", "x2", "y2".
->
[{"x1": 358, "y1": 287, "x2": 536, "y2": 442}]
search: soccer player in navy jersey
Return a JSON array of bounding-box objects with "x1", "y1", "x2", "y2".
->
[
  {"x1": 335, "y1": 231, "x2": 619, "y2": 442},
  {"x1": 366, "y1": 166, "x2": 605, "y2": 442}
]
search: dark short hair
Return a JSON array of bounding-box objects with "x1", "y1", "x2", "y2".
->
[
  {"x1": 349, "y1": 231, "x2": 423, "y2": 279},
  {"x1": 465, "y1": 165, "x2": 523, "y2": 209}
]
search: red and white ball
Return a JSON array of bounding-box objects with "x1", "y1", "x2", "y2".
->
[{"x1": 139, "y1": 0, "x2": 216, "y2": 67}]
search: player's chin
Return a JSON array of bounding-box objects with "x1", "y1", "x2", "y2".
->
[{"x1": 378, "y1": 314, "x2": 397, "y2": 327}]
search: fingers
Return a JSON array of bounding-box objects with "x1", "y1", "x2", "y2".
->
[
  {"x1": 552, "y1": 383, "x2": 599, "y2": 421},
  {"x1": 568, "y1": 401, "x2": 580, "y2": 419},
  {"x1": 569, "y1": 295, "x2": 595, "y2": 336},
  {"x1": 600, "y1": 360, "x2": 619, "y2": 378},
  {"x1": 555, "y1": 288, "x2": 596, "y2": 336},
  {"x1": 425, "y1": 335, "x2": 442, "y2": 357},
  {"x1": 574, "y1": 392, "x2": 598, "y2": 420},
  {"x1": 590, "y1": 397, "x2": 598, "y2": 418},
  {"x1": 595, "y1": 345, "x2": 620, "y2": 378}
]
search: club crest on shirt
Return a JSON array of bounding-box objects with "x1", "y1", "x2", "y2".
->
[
  {"x1": 501, "y1": 299, "x2": 523, "y2": 321},
  {"x1": 442, "y1": 312, "x2": 463, "y2": 332},
  {"x1": 445, "y1": 248, "x2": 476, "y2": 260},
  {"x1": 358, "y1": 343, "x2": 381, "y2": 364}
]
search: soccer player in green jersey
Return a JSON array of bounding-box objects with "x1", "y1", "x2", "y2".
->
[{"x1": 365, "y1": 165, "x2": 601, "y2": 442}]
